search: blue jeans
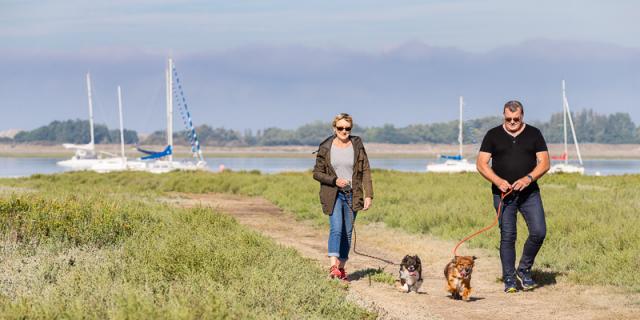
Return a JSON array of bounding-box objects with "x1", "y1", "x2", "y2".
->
[
  {"x1": 493, "y1": 191, "x2": 547, "y2": 279},
  {"x1": 328, "y1": 192, "x2": 357, "y2": 261}
]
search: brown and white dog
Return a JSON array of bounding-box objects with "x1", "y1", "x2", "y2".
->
[
  {"x1": 399, "y1": 255, "x2": 423, "y2": 293},
  {"x1": 444, "y1": 255, "x2": 476, "y2": 301}
]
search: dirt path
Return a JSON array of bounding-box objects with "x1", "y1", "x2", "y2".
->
[{"x1": 166, "y1": 193, "x2": 640, "y2": 320}]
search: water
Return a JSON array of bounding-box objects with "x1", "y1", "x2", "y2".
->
[
  {"x1": 0, "y1": 157, "x2": 639, "y2": 178},
  {"x1": 0, "y1": 158, "x2": 74, "y2": 178}
]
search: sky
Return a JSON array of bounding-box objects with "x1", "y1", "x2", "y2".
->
[{"x1": 1, "y1": 0, "x2": 639, "y2": 133}]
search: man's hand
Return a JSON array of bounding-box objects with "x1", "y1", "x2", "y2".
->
[
  {"x1": 496, "y1": 179, "x2": 512, "y2": 193},
  {"x1": 511, "y1": 176, "x2": 531, "y2": 191},
  {"x1": 478, "y1": 152, "x2": 511, "y2": 193},
  {"x1": 336, "y1": 178, "x2": 349, "y2": 188},
  {"x1": 363, "y1": 197, "x2": 372, "y2": 211}
]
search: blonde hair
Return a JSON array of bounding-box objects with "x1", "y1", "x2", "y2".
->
[{"x1": 332, "y1": 113, "x2": 353, "y2": 128}]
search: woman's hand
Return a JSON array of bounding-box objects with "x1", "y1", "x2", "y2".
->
[
  {"x1": 363, "y1": 197, "x2": 372, "y2": 210},
  {"x1": 336, "y1": 178, "x2": 350, "y2": 188}
]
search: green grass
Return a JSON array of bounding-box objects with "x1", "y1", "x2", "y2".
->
[
  {"x1": 350, "y1": 268, "x2": 397, "y2": 286},
  {"x1": 2, "y1": 170, "x2": 640, "y2": 292},
  {"x1": 0, "y1": 194, "x2": 142, "y2": 246},
  {"x1": 0, "y1": 191, "x2": 373, "y2": 319}
]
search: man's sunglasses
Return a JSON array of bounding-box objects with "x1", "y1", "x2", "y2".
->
[
  {"x1": 336, "y1": 126, "x2": 352, "y2": 132},
  {"x1": 504, "y1": 117, "x2": 521, "y2": 123}
]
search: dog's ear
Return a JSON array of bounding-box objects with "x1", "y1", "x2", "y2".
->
[
  {"x1": 472, "y1": 256, "x2": 477, "y2": 260},
  {"x1": 401, "y1": 255, "x2": 409, "y2": 265},
  {"x1": 414, "y1": 255, "x2": 421, "y2": 264}
]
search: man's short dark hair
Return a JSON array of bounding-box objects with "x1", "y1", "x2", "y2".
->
[{"x1": 504, "y1": 100, "x2": 524, "y2": 114}]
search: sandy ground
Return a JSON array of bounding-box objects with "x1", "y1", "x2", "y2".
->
[
  {"x1": 2, "y1": 143, "x2": 640, "y2": 159},
  {"x1": 166, "y1": 192, "x2": 640, "y2": 320}
]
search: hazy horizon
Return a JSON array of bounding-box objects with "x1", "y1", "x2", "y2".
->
[{"x1": 2, "y1": 1, "x2": 638, "y2": 133}]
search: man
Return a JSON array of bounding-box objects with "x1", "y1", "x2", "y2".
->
[{"x1": 476, "y1": 100, "x2": 550, "y2": 293}]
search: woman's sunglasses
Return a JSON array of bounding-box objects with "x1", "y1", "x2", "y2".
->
[{"x1": 336, "y1": 126, "x2": 352, "y2": 132}]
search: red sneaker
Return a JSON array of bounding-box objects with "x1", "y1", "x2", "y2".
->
[
  {"x1": 339, "y1": 268, "x2": 350, "y2": 282},
  {"x1": 328, "y1": 265, "x2": 342, "y2": 279}
]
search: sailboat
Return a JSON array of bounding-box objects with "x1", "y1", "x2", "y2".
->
[
  {"x1": 426, "y1": 96, "x2": 477, "y2": 173},
  {"x1": 57, "y1": 73, "x2": 109, "y2": 170},
  {"x1": 131, "y1": 58, "x2": 208, "y2": 173},
  {"x1": 89, "y1": 86, "x2": 139, "y2": 173},
  {"x1": 549, "y1": 80, "x2": 584, "y2": 174}
]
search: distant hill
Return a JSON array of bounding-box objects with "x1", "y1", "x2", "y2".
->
[{"x1": 4, "y1": 109, "x2": 639, "y2": 146}]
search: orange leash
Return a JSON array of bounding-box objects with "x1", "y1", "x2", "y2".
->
[{"x1": 452, "y1": 189, "x2": 513, "y2": 256}]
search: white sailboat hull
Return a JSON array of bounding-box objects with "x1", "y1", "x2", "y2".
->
[
  {"x1": 57, "y1": 158, "x2": 101, "y2": 170},
  {"x1": 90, "y1": 158, "x2": 129, "y2": 173},
  {"x1": 68, "y1": 158, "x2": 209, "y2": 174},
  {"x1": 127, "y1": 160, "x2": 209, "y2": 174},
  {"x1": 548, "y1": 163, "x2": 585, "y2": 175},
  {"x1": 426, "y1": 159, "x2": 477, "y2": 173}
]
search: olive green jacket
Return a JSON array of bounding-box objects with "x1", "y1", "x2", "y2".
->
[{"x1": 312, "y1": 135, "x2": 374, "y2": 215}]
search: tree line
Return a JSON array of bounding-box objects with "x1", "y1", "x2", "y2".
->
[
  {"x1": 6, "y1": 110, "x2": 640, "y2": 146},
  {"x1": 12, "y1": 120, "x2": 138, "y2": 145}
]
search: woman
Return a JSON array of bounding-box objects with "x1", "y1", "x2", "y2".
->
[{"x1": 313, "y1": 113, "x2": 374, "y2": 281}]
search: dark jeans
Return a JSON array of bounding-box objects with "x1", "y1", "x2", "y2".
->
[{"x1": 493, "y1": 191, "x2": 546, "y2": 279}]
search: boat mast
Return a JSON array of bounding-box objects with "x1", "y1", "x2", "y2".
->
[
  {"x1": 117, "y1": 86, "x2": 126, "y2": 162},
  {"x1": 458, "y1": 96, "x2": 463, "y2": 158},
  {"x1": 563, "y1": 81, "x2": 583, "y2": 165},
  {"x1": 166, "y1": 58, "x2": 174, "y2": 162},
  {"x1": 562, "y1": 80, "x2": 568, "y2": 165},
  {"x1": 86, "y1": 73, "x2": 95, "y2": 148}
]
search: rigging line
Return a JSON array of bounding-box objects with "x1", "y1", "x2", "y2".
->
[
  {"x1": 172, "y1": 66, "x2": 204, "y2": 161},
  {"x1": 173, "y1": 66, "x2": 204, "y2": 157},
  {"x1": 174, "y1": 73, "x2": 196, "y2": 139},
  {"x1": 171, "y1": 80, "x2": 196, "y2": 149},
  {"x1": 140, "y1": 80, "x2": 166, "y2": 137},
  {"x1": 171, "y1": 85, "x2": 189, "y2": 135},
  {"x1": 173, "y1": 92, "x2": 201, "y2": 161},
  {"x1": 172, "y1": 86, "x2": 197, "y2": 155}
]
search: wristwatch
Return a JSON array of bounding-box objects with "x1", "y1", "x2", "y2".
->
[{"x1": 526, "y1": 174, "x2": 534, "y2": 182}]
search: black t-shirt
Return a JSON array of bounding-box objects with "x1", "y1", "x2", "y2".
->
[{"x1": 479, "y1": 124, "x2": 548, "y2": 195}]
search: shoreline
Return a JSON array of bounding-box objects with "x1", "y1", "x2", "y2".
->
[{"x1": 2, "y1": 143, "x2": 640, "y2": 159}]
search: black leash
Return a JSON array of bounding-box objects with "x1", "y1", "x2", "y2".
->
[{"x1": 343, "y1": 188, "x2": 399, "y2": 266}]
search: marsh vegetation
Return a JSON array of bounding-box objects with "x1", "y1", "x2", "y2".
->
[
  {"x1": 1, "y1": 169, "x2": 638, "y2": 317},
  {"x1": 0, "y1": 179, "x2": 372, "y2": 318}
]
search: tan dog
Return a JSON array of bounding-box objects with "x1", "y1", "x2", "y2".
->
[{"x1": 444, "y1": 256, "x2": 476, "y2": 301}]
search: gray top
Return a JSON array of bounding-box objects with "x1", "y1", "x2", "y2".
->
[{"x1": 331, "y1": 142, "x2": 354, "y2": 183}]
